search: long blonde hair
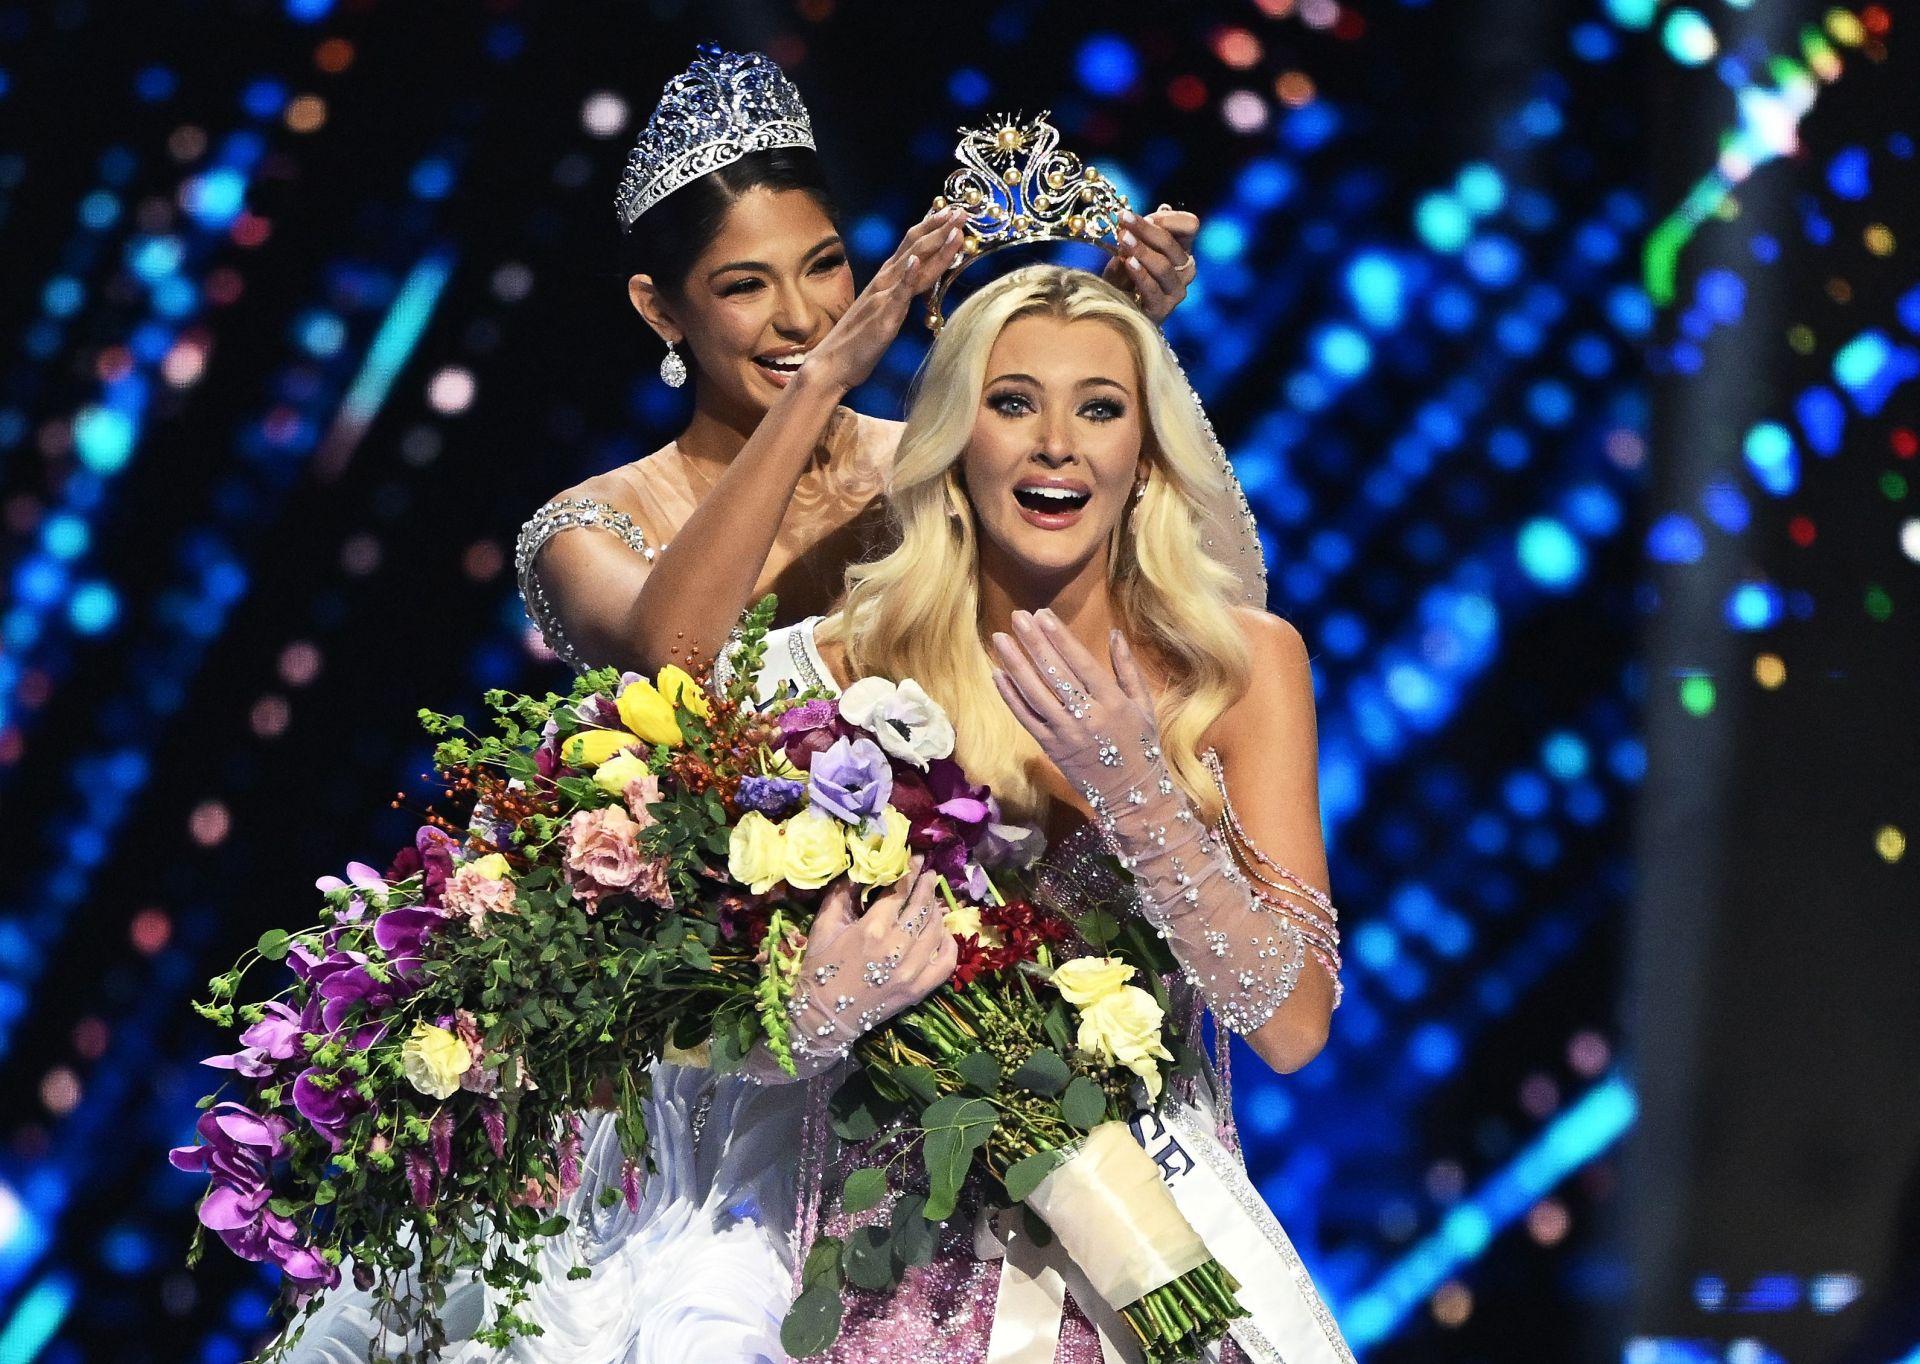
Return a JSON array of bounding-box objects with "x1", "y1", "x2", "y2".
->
[{"x1": 821, "y1": 264, "x2": 1251, "y2": 824}]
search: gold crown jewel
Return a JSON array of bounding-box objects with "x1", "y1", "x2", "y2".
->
[{"x1": 924, "y1": 112, "x2": 1132, "y2": 332}]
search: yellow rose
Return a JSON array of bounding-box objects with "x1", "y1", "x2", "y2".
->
[
  {"x1": 1051, "y1": 956, "x2": 1137, "y2": 1008},
  {"x1": 655, "y1": 664, "x2": 712, "y2": 720},
  {"x1": 400, "y1": 1023, "x2": 472, "y2": 1100},
  {"x1": 592, "y1": 750, "x2": 651, "y2": 798},
  {"x1": 467, "y1": 853, "x2": 511, "y2": 880},
  {"x1": 941, "y1": 900, "x2": 1006, "y2": 947},
  {"x1": 727, "y1": 810, "x2": 786, "y2": 895},
  {"x1": 563, "y1": 727, "x2": 641, "y2": 768},
  {"x1": 780, "y1": 808, "x2": 852, "y2": 890},
  {"x1": 1075, "y1": 986, "x2": 1174, "y2": 1102},
  {"x1": 847, "y1": 806, "x2": 913, "y2": 887},
  {"x1": 616, "y1": 679, "x2": 682, "y2": 747}
]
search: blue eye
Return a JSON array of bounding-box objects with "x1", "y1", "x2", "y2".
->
[
  {"x1": 1082, "y1": 399, "x2": 1124, "y2": 421},
  {"x1": 988, "y1": 391, "x2": 1033, "y2": 415}
]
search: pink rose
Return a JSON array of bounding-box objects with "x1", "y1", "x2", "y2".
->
[
  {"x1": 564, "y1": 805, "x2": 642, "y2": 910},
  {"x1": 623, "y1": 772, "x2": 663, "y2": 828},
  {"x1": 441, "y1": 866, "x2": 518, "y2": 937}
]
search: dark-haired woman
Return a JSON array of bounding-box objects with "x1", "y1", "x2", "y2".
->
[{"x1": 517, "y1": 46, "x2": 1205, "y2": 676}]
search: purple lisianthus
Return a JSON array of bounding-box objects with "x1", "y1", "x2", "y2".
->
[
  {"x1": 807, "y1": 736, "x2": 893, "y2": 830},
  {"x1": 201, "y1": 998, "x2": 307, "y2": 1078},
  {"x1": 736, "y1": 774, "x2": 804, "y2": 817}
]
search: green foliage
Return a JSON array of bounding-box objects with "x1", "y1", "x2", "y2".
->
[
  {"x1": 1060, "y1": 1076, "x2": 1108, "y2": 1130},
  {"x1": 839, "y1": 1167, "x2": 888, "y2": 1215}
]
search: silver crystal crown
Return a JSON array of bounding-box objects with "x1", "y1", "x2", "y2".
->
[{"x1": 615, "y1": 44, "x2": 816, "y2": 231}]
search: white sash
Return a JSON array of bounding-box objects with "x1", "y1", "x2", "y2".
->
[{"x1": 976, "y1": 1101, "x2": 1354, "y2": 1364}]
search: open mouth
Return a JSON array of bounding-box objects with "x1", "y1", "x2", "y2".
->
[
  {"x1": 1013, "y1": 484, "x2": 1092, "y2": 514},
  {"x1": 752, "y1": 350, "x2": 809, "y2": 380}
]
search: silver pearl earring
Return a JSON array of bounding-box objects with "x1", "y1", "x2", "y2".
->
[
  {"x1": 660, "y1": 342, "x2": 688, "y2": 389},
  {"x1": 1132, "y1": 480, "x2": 1147, "y2": 501}
]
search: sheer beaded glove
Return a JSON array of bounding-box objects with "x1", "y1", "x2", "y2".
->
[
  {"x1": 740, "y1": 863, "x2": 957, "y2": 1084},
  {"x1": 992, "y1": 610, "x2": 1308, "y2": 1036}
]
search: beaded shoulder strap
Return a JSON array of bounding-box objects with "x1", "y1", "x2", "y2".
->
[
  {"x1": 1201, "y1": 748, "x2": 1345, "y2": 1006},
  {"x1": 514, "y1": 497, "x2": 657, "y2": 673}
]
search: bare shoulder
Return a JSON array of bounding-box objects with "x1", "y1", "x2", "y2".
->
[{"x1": 1210, "y1": 608, "x2": 1317, "y2": 755}]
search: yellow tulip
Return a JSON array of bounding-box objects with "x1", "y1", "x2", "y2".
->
[
  {"x1": 655, "y1": 664, "x2": 712, "y2": 720},
  {"x1": 617, "y1": 679, "x2": 682, "y2": 746},
  {"x1": 564, "y1": 728, "x2": 642, "y2": 768}
]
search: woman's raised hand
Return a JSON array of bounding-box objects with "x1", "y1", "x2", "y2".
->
[
  {"x1": 1102, "y1": 207, "x2": 1200, "y2": 323},
  {"x1": 783, "y1": 858, "x2": 958, "y2": 1066},
  {"x1": 989, "y1": 608, "x2": 1166, "y2": 804},
  {"x1": 807, "y1": 207, "x2": 970, "y2": 394}
]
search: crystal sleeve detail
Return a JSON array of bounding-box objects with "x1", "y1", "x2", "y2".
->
[
  {"x1": 1079, "y1": 739, "x2": 1331, "y2": 1035},
  {"x1": 514, "y1": 497, "x2": 658, "y2": 674},
  {"x1": 1202, "y1": 749, "x2": 1343, "y2": 1007},
  {"x1": 737, "y1": 895, "x2": 936, "y2": 1086}
]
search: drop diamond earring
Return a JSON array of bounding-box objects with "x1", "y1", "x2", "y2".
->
[{"x1": 660, "y1": 342, "x2": 688, "y2": 389}]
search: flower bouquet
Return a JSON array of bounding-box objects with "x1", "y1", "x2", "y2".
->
[
  {"x1": 174, "y1": 596, "x2": 1022, "y2": 1359},
  {"x1": 174, "y1": 595, "x2": 1247, "y2": 1364},
  {"x1": 787, "y1": 878, "x2": 1247, "y2": 1363}
]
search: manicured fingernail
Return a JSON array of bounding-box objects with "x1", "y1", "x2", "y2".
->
[
  {"x1": 946, "y1": 226, "x2": 960, "y2": 244},
  {"x1": 1120, "y1": 230, "x2": 1137, "y2": 249},
  {"x1": 1119, "y1": 208, "x2": 1137, "y2": 223},
  {"x1": 1126, "y1": 257, "x2": 1143, "y2": 271}
]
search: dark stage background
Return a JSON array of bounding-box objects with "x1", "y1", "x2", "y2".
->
[{"x1": 0, "y1": 1, "x2": 1911, "y2": 1361}]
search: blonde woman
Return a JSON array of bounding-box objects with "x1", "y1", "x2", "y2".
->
[
  {"x1": 516, "y1": 46, "x2": 1221, "y2": 678},
  {"x1": 752, "y1": 264, "x2": 1350, "y2": 1362}
]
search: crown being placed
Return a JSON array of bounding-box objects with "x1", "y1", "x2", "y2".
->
[
  {"x1": 615, "y1": 44, "x2": 816, "y2": 231},
  {"x1": 924, "y1": 112, "x2": 1133, "y2": 332}
]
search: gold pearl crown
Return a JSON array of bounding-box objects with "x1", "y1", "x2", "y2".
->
[{"x1": 924, "y1": 112, "x2": 1132, "y2": 332}]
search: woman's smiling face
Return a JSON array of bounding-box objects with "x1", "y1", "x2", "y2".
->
[
  {"x1": 961, "y1": 312, "x2": 1146, "y2": 585},
  {"x1": 662, "y1": 186, "x2": 855, "y2": 417}
]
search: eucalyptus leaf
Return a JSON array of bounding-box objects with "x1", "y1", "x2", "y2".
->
[
  {"x1": 1061, "y1": 1075, "x2": 1107, "y2": 1130},
  {"x1": 840, "y1": 1166, "x2": 887, "y2": 1215},
  {"x1": 921, "y1": 1127, "x2": 966, "y2": 1223},
  {"x1": 779, "y1": 1283, "x2": 845, "y2": 1358},
  {"x1": 828, "y1": 1073, "x2": 896, "y2": 1141},
  {"x1": 1008, "y1": 1048, "x2": 1071, "y2": 1097},
  {"x1": 889, "y1": 1194, "x2": 936, "y2": 1267},
  {"x1": 801, "y1": 1236, "x2": 843, "y2": 1289},
  {"x1": 840, "y1": 1225, "x2": 898, "y2": 1291},
  {"x1": 1074, "y1": 907, "x2": 1121, "y2": 947},
  {"x1": 1003, "y1": 1149, "x2": 1065, "y2": 1203},
  {"x1": 955, "y1": 1049, "x2": 1001, "y2": 1095}
]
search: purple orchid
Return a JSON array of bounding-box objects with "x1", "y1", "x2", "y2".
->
[
  {"x1": 168, "y1": 1102, "x2": 291, "y2": 1188},
  {"x1": 925, "y1": 757, "x2": 992, "y2": 834},
  {"x1": 807, "y1": 736, "x2": 893, "y2": 831},
  {"x1": 290, "y1": 1068, "x2": 366, "y2": 1151}
]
